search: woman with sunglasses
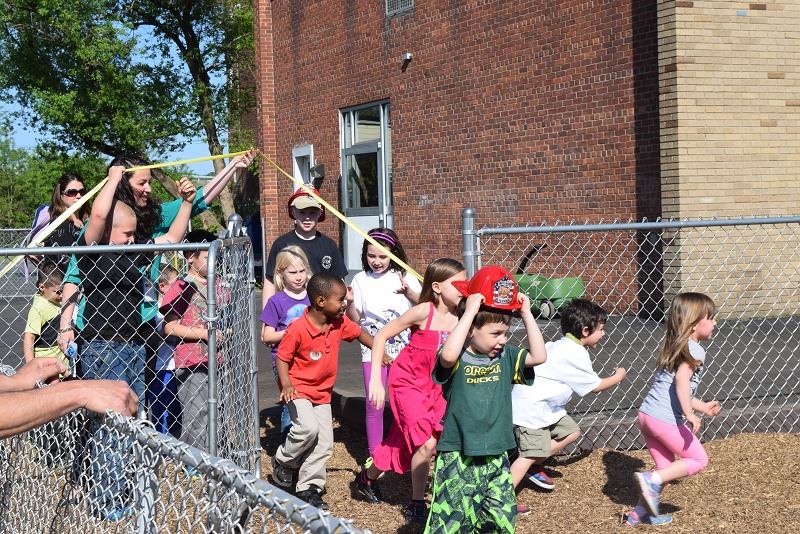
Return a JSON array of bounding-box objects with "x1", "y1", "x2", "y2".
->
[{"x1": 24, "y1": 172, "x2": 90, "y2": 270}]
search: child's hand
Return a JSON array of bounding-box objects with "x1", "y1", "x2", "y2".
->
[
  {"x1": 280, "y1": 384, "x2": 297, "y2": 403},
  {"x1": 394, "y1": 273, "x2": 409, "y2": 295},
  {"x1": 382, "y1": 354, "x2": 393, "y2": 366},
  {"x1": 464, "y1": 293, "x2": 485, "y2": 315},
  {"x1": 517, "y1": 293, "x2": 533, "y2": 316},
  {"x1": 702, "y1": 400, "x2": 721, "y2": 417},
  {"x1": 345, "y1": 285, "x2": 354, "y2": 305},
  {"x1": 176, "y1": 176, "x2": 197, "y2": 203},
  {"x1": 614, "y1": 367, "x2": 627, "y2": 380},
  {"x1": 368, "y1": 378, "x2": 385, "y2": 410},
  {"x1": 685, "y1": 413, "x2": 702, "y2": 434}
]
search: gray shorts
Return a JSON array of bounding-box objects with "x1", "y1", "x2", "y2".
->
[{"x1": 514, "y1": 415, "x2": 580, "y2": 458}]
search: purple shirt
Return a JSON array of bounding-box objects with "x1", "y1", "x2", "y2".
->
[{"x1": 259, "y1": 291, "x2": 310, "y2": 358}]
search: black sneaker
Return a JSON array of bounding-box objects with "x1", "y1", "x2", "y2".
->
[
  {"x1": 355, "y1": 469, "x2": 383, "y2": 503},
  {"x1": 402, "y1": 500, "x2": 428, "y2": 523},
  {"x1": 296, "y1": 487, "x2": 329, "y2": 511},
  {"x1": 270, "y1": 456, "x2": 294, "y2": 489}
]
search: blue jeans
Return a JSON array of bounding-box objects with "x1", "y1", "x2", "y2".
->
[
  {"x1": 81, "y1": 339, "x2": 146, "y2": 411},
  {"x1": 146, "y1": 369, "x2": 181, "y2": 437},
  {"x1": 81, "y1": 338, "x2": 145, "y2": 517}
]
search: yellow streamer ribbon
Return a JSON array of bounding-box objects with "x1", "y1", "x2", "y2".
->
[
  {"x1": 126, "y1": 151, "x2": 248, "y2": 172},
  {"x1": 0, "y1": 150, "x2": 249, "y2": 278},
  {"x1": 257, "y1": 151, "x2": 423, "y2": 282}
]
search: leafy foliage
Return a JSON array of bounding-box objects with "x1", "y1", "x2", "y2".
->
[
  {"x1": 0, "y1": 127, "x2": 106, "y2": 227},
  {"x1": 0, "y1": 0, "x2": 257, "y2": 222}
]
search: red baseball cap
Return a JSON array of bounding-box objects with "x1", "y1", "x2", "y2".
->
[
  {"x1": 452, "y1": 265, "x2": 521, "y2": 311},
  {"x1": 287, "y1": 188, "x2": 326, "y2": 222}
]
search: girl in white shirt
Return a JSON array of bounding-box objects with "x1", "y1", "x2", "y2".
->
[{"x1": 347, "y1": 228, "x2": 421, "y2": 454}]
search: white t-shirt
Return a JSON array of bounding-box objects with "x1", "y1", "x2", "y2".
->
[
  {"x1": 512, "y1": 335, "x2": 601, "y2": 429},
  {"x1": 351, "y1": 269, "x2": 422, "y2": 363}
]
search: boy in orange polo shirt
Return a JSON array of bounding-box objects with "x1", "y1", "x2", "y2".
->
[{"x1": 271, "y1": 272, "x2": 373, "y2": 509}]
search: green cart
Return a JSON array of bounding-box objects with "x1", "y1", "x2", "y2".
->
[{"x1": 514, "y1": 273, "x2": 585, "y2": 319}]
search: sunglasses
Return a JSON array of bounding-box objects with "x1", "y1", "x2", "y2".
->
[{"x1": 63, "y1": 188, "x2": 86, "y2": 198}]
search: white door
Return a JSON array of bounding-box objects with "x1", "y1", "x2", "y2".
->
[{"x1": 340, "y1": 103, "x2": 392, "y2": 273}]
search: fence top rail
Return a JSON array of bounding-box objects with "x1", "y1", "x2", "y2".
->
[
  {"x1": 0, "y1": 235, "x2": 251, "y2": 257},
  {"x1": 104, "y1": 413, "x2": 368, "y2": 533},
  {"x1": 475, "y1": 215, "x2": 800, "y2": 236}
]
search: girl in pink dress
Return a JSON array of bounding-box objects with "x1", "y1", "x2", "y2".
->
[{"x1": 355, "y1": 258, "x2": 466, "y2": 523}]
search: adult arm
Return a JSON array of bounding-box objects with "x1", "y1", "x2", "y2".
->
[
  {"x1": 57, "y1": 281, "x2": 81, "y2": 353},
  {"x1": 84, "y1": 166, "x2": 126, "y2": 244},
  {"x1": 155, "y1": 177, "x2": 196, "y2": 244},
  {"x1": 0, "y1": 358, "x2": 66, "y2": 393},
  {"x1": 0, "y1": 379, "x2": 138, "y2": 438},
  {"x1": 201, "y1": 150, "x2": 256, "y2": 204}
]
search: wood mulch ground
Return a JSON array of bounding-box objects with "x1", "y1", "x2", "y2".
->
[{"x1": 260, "y1": 419, "x2": 800, "y2": 533}]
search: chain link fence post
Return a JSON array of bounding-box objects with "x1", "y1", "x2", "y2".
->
[
  {"x1": 461, "y1": 207, "x2": 477, "y2": 277},
  {"x1": 226, "y1": 213, "x2": 244, "y2": 238},
  {"x1": 206, "y1": 239, "x2": 222, "y2": 458},
  {"x1": 247, "y1": 240, "x2": 261, "y2": 478}
]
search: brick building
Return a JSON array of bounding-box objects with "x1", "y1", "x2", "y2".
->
[{"x1": 253, "y1": 1, "x2": 800, "y2": 286}]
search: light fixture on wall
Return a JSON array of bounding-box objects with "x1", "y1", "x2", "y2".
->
[
  {"x1": 309, "y1": 163, "x2": 325, "y2": 190},
  {"x1": 401, "y1": 52, "x2": 413, "y2": 72}
]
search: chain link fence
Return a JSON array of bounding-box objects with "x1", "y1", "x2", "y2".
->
[
  {"x1": 0, "y1": 228, "x2": 37, "y2": 298},
  {"x1": 0, "y1": 237, "x2": 259, "y2": 471},
  {"x1": 0, "y1": 229, "x2": 365, "y2": 532},
  {"x1": 464, "y1": 210, "x2": 800, "y2": 453},
  {"x1": 0, "y1": 383, "x2": 365, "y2": 533}
]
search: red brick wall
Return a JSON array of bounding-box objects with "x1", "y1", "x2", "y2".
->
[{"x1": 254, "y1": 0, "x2": 661, "y2": 274}]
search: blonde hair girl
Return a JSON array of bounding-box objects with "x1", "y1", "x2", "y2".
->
[
  {"x1": 272, "y1": 246, "x2": 311, "y2": 292},
  {"x1": 627, "y1": 292, "x2": 722, "y2": 526},
  {"x1": 259, "y1": 245, "x2": 312, "y2": 438}
]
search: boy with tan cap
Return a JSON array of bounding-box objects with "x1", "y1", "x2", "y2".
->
[{"x1": 263, "y1": 189, "x2": 347, "y2": 301}]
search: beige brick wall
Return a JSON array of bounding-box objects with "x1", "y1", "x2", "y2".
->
[
  {"x1": 660, "y1": 0, "x2": 800, "y2": 217},
  {"x1": 658, "y1": 1, "x2": 800, "y2": 318}
]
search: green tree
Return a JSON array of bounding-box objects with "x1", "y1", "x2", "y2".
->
[
  {"x1": 0, "y1": 128, "x2": 107, "y2": 227},
  {"x1": 0, "y1": 0, "x2": 256, "y2": 226}
]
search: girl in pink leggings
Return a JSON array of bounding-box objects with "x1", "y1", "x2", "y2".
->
[
  {"x1": 629, "y1": 292, "x2": 722, "y2": 527},
  {"x1": 347, "y1": 228, "x2": 421, "y2": 455}
]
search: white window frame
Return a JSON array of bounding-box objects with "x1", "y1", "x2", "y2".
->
[{"x1": 291, "y1": 144, "x2": 314, "y2": 191}]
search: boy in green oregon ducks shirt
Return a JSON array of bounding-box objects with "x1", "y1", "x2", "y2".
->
[{"x1": 426, "y1": 266, "x2": 547, "y2": 534}]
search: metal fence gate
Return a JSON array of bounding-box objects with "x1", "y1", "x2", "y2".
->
[
  {"x1": 463, "y1": 210, "x2": 800, "y2": 452},
  {"x1": 0, "y1": 225, "x2": 368, "y2": 532},
  {"x1": 0, "y1": 236, "x2": 260, "y2": 473}
]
